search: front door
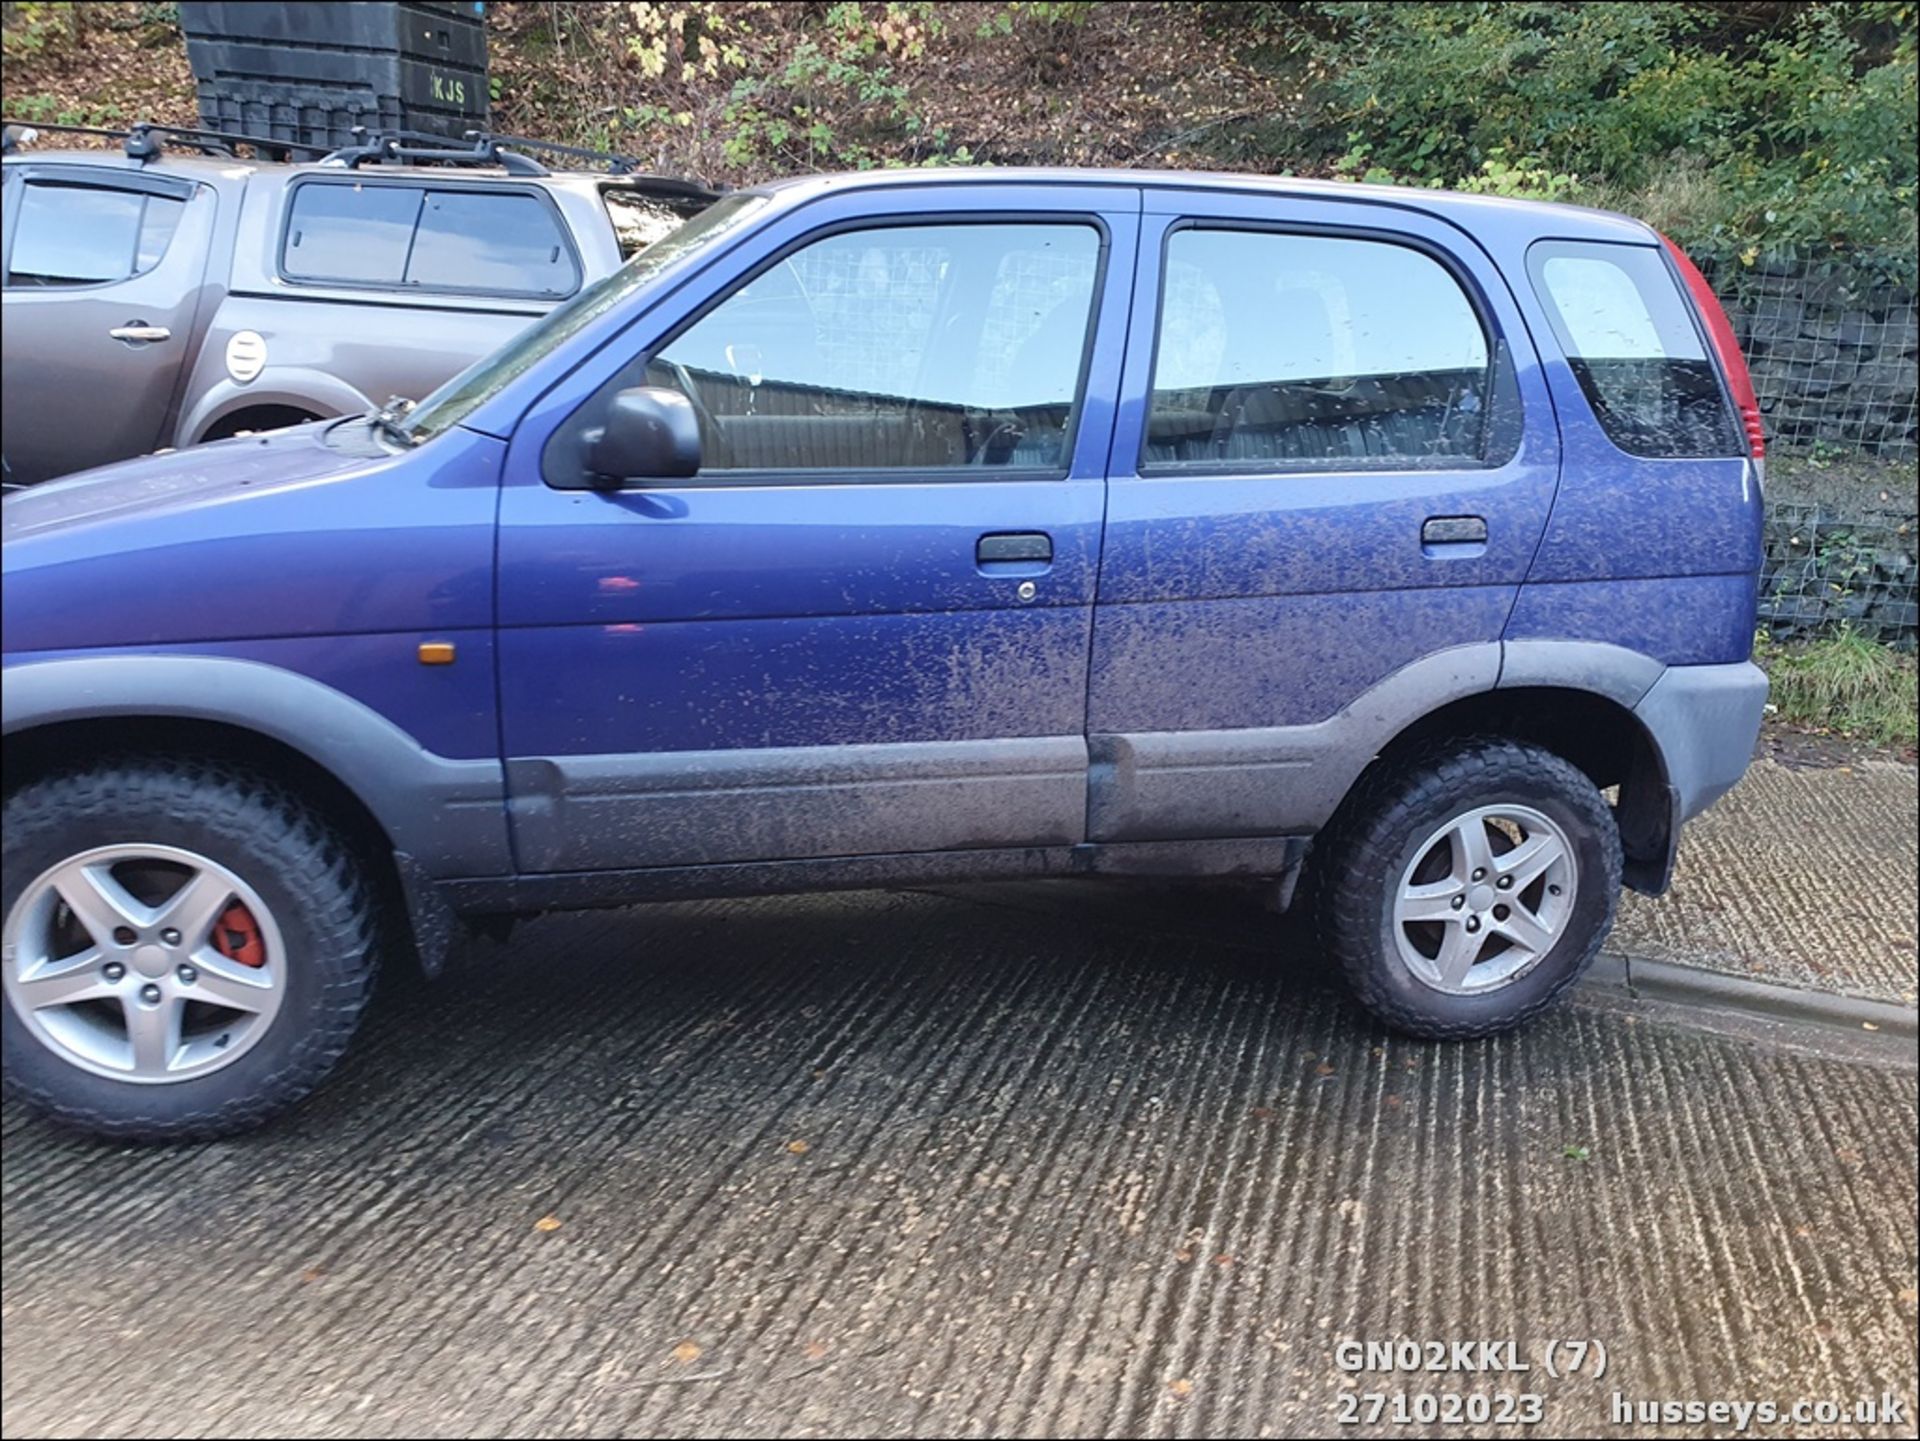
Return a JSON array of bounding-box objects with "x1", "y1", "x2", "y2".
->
[
  {"x1": 495, "y1": 185, "x2": 1139, "y2": 872},
  {"x1": 1, "y1": 165, "x2": 216, "y2": 485}
]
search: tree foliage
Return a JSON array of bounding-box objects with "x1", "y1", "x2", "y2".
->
[{"x1": 1260, "y1": 1, "x2": 1917, "y2": 278}]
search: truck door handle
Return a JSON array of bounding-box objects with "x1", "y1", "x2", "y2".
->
[
  {"x1": 1421, "y1": 515, "x2": 1487, "y2": 546},
  {"x1": 109, "y1": 323, "x2": 172, "y2": 344},
  {"x1": 977, "y1": 532, "x2": 1052, "y2": 565}
]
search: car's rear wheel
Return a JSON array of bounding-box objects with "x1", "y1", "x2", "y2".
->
[
  {"x1": 1315, "y1": 738, "x2": 1622, "y2": 1038},
  {"x1": 2, "y1": 760, "x2": 376, "y2": 1140}
]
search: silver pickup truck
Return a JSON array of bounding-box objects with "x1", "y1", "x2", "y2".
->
[{"x1": 0, "y1": 123, "x2": 716, "y2": 485}]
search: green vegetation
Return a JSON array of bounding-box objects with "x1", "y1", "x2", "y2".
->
[
  {"x1": 1756, "y1": 627, "x2": 1920, "y2": 748},
  {"x1": 1262, "y1": 2, "x2": 1918, "y2": 281}
]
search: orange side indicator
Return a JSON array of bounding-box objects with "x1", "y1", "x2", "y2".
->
[{"x1": 418, "y1": 642, "x2": 456, "y2": 665}]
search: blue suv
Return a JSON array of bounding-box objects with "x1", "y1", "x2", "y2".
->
[{"x1": 1, "y1": 170, "x2": 1769, "y2": 1139}]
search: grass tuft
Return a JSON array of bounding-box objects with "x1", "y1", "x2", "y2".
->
[{"x1": 1755, "y1": 628, "x2": 1918, "y2": 750}]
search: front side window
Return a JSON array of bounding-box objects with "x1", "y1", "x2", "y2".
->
[
  {"x1": 403, "y1": 192, "x2": 770, "y2": 445},
  {"x1": 1528, "y1": 239, "x2": 1740, "y2": 457},
  {"x1": 1146, "y1": 228, "x2": 1494, "y2": 469},
  {"x1": 282, "y1": 182, "x2": 578, "y2": 297},
  {"x1": 629, "y1": 220, "x2": 1102, "y2": 475},
  {"x1": 5, "y1": 182, "x2": 185, "y2": 288}
]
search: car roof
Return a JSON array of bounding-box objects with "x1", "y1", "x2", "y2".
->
[{"x1": 750, "y1": 166, "x2": 1657, "y2": 245}]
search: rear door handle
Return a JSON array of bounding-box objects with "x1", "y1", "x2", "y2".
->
[
  {"x1": 1421, "y1": 515, "x2": 1487, "y2": 546},
  {"x1": 977, "y1": 532, "x2": 1052, "y2": 565},
  {"x1": 109, "y1": 323, "x2": 172, "y2": 344}
]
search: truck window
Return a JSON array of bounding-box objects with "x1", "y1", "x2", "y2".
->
[
  {"x1": 283, "y1": 182, "x2": 422, "y2": 286},
  {"x1": 282, "y1": 182, "x2": 579, "y2": 298},
  {"x1": 603, "y1": 190, "x2": 699, "y2": 261},
  {"x1": 5, "y1": 182, "x2": 184, "y2": 288}
]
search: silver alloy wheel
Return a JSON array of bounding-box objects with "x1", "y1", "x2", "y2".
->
[
  {"x1": 1391, "y1": 804, "x2": 1579, "y2": 996},
  {"x1": 2, "y1": 844, "x2": 285, "y2": 1083}
]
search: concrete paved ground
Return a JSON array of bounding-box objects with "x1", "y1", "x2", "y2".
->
[
  {"x1": 1614, "y1": 756, "x2": 1919, "y2": 1006},
  {"x1": 4, "y1": 886, "x2": 1915, "y2": 1439}
]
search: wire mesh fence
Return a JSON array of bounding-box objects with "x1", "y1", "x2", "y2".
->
[
  {"x1": 1762, "y1": 501, "x2": 1919, "y2": 649},
  {"x1": 1702, "y1": 255, "x2": 1918, "y2": 459}
]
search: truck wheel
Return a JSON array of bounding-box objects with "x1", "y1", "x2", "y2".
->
[
  {"x1": 1315, "y1": 738, "x2": 1622, "y2": 1039},
  {"x1": 2, "y1": 760, "x2": 377, "y2": 1140}
]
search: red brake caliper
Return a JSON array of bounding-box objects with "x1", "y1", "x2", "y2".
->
[{"x1": 212, "y1": 902, "x2": 267, "y2": 968}]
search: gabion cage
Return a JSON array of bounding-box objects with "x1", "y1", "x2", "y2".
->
[
  {"x1": 1761, "y1": 501, "x2": 1919, "y2": 649},
  {"x1": 1702, "y1": 256, "x2": 1918, "y2": 459}
]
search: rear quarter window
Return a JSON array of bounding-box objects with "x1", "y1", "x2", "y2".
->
[
  {"x1": 281, "y1": 181, "x2": 579, "y2": 298},
  {"x1": 1528, "y1": 239, "x2": 1740, "y2": 458}
]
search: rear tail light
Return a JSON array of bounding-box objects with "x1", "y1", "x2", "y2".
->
[{"x1": 1660, "y1": 232, "x2": 1765, "y2": 460}]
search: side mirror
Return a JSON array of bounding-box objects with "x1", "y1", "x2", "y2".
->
[{"x1": 586, "y1": 386, "x2": 701, "y2": 486}]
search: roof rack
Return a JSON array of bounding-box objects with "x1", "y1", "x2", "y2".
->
[
  {"x1": 2, "y1": 118, "x2": 721, "y2": 196},
  {"x1": 0, "y1": 118, "x2": 330, "y2": 162},
  {"x1": 319, "y1": 128, "x2": 720, "y2": 197},
  {"x1": 319, "y1": 128, "x2": 551, "y2": 176}
]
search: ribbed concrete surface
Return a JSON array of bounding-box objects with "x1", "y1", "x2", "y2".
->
[
  {"x1": 1615, "y1": 757, "x2": 1919, "y2": 1006},
  {"x1": 4, "y1": 888, "x2": 1915, "y2": 1439}
]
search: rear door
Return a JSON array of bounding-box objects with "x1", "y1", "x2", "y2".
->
[
  {"x1": 494, "y1": 183, "x2": 1139, "y2": 873},
  {"x1": 1, "y1": 165, "x2": 214, "y2": 484},
  {"x1": 1087, "y1": 189, "x2": 1561, "y2": 841}
]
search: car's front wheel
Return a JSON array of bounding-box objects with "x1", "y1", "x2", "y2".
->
[
  {"x1": 1315, "y1": 738, "x2": 1623, "y2": 1038},
  {"x1": 2, "y1": 760, "x2": 377, "y2": 1140}
]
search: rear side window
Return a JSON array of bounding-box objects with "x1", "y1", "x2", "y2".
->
[
  {"x1": 283, "y1": 183, "x2": 421, "y2": 285},
  {"x1": 1146, "y1": 228, "x2": 1494, "y2": 470},
  {"x1": 407, "y1": 191, "x2": 579, "y2": 294},
  {"x1": 282, "y1": 182, "x2": 578, "y2": 297},
  {"x1": 1528, "y1": 240, "x2": 1740, "y2": 457},
  {"x1": 5, "y1": 182, "x2": 184, "y2": 287}
]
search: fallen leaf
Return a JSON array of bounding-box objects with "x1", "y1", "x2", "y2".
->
[
  {"x1": 672, "y1": 1340, "x2": 703, "y2": 1364},
  {"x1": 804, "y1": 1340, "x2": 831, "y2": 1360},
  {"x1": 534, "y1": 1215, "x2": 562, "y2": 1232},
  {"x1": 787, "y1": 1139, "x2": 811, "y2": 1155},
  {"x1": 1315, "y1": 1063, "x2": 1335, "y2": 1076},
  {"x1": 1175, "y1": 1248, "x2": 1194, "y2": 1263},
  {"x1": 1170, "y1": 1378, "x2": 1194, "y2": 1397},
  {"x1": 1213, "y1": 1253, "x2": 1234, "y2": 1267},
  {"x1": 300, "y1": 1266, "x2": 325, "y2": 1283}
]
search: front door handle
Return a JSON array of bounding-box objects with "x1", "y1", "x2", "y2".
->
[
  {"x1": 977, "y1": 532, "x2": 1052, "y2": 565},
  {"x1": 109, "y1": 323, "x2": 172, "y2": 344},
  {"x1": 1421, "y1": 515, "x2": 1487, "y2": 546}
]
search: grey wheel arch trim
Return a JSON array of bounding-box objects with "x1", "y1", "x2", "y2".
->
[
  {"x1": 1, "y1": 655, "x2": 510, "y2": 877},
  {"x1": 1088, "y1": 638, "x2": 1758, "y2": 874},
  {"x1": 1496, "y1": 639, "x2": 1667, "y2": 710}
]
